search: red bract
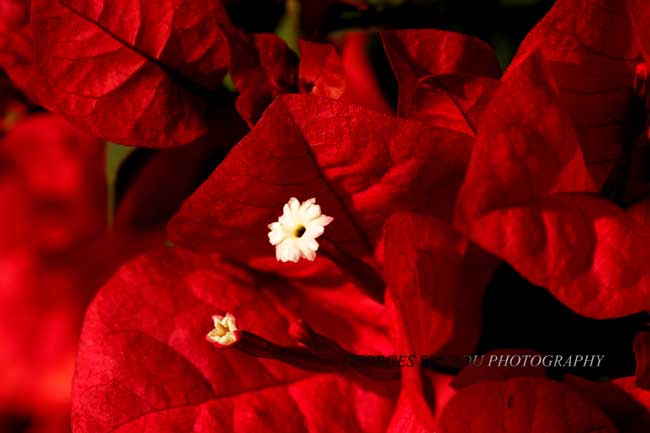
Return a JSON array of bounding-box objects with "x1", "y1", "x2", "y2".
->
[
  {"x1": 381, "y1": 29, "x2": 500, "y2": 135},
  {"x1": 454, "y1": 52, "x2": 650, "y2": 318},
  {"x1": 299, "y1": 34, "x2": 391, "y2": 114},
  {"x1": 72, "y1": 247, "x2": 396, "y2": 433},
  {"x1": 339, "y1": 33, "x2": 392, "y2": 114},
  {"x1": 384, "y1": 213, "x2": 496, "y2": 359},
  {"x1": 168, "y1": 94, "x2": 473, "y2": 266},
  {"x1": 383, "y1": 213, "x2": 496, "y2": 432},
  {"x1": 442, "y1": 361, "x2": 650, "y2": 433},
  {"x1": 229, "y1": 33, "x2": 298, "y2": 126},
  {"x1": 440, "y1": 377, "x2": 617, "y2": 433},
  {"x1": 72, "y1": 213, "x2": 492, "y2": 433},
  {"x1": 20, "y1": 0, "x2": 232, "y2": 148},
  {"x1": 75, "y1": 81, "x2": 498, "y2": 431},
  {"x1": 513, "y1": 0, "x2": 644, "y2": 188},
  {"x1": 298, "y1": 40, "x2": 346, "y2": 99}
]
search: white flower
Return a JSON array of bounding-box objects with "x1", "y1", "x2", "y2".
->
[
  {"x1": 267, "y1": 197, "x2": 334, "y2": 263},
  {"x1": 206, "y1": 313, "x2": 239, "y2": 346}
]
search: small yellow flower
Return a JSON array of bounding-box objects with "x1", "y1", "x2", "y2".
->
[{"x1": 206, "y1": 313, "x2": 238, "y2": 346}]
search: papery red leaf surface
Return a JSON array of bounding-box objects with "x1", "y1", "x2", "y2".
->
[
  {"x1": 381, "y1": 29, "x2": 500, "y2": 134},
  {"x1": 229, "y1": 33, "x2": 298, "y2": 126},
  {"x1": 565, "y1": 376, "x2": 650, "y2": 433},
  {"x1": 513, "y1": 0, "x2": 644, "y2": 187},
  {"x1": 72, "y1": 246, "x2": 396, "y2": 433},
  {"x1": 382, "y1": 213, "x2": 495, "y2": 433},
  {"x1": 20, "y1": 0, "x2": 233, "y2": 147},
  {"x1": 439, "y1": 377, "x2": 617, "y2": 433},
  {"x1": 169, "y1": 94, "x2": 473, "y2": 266},
  {"x1": 299, "y1": 34, "x2": 391, "y2": 114},
  {"x1": 385, "y1": 376, "x2": 456, "y2": 433},
  {"x1": 382, "y1": 30, "x2": 501, "y2": 81},
  {"x1": 385, "y1": 392, "x2": 434, "y2": 433},
  {"x1": 298, "y1": 40, "x2": 347, "y2": 99},
  {"x1": 339, "y1": 33, "x2": 392, "y2": 114},
  {"x1": 384, "y1": 212, "x2": 496, "y2": 359},
  {"x1": 454, "y1": 52, "x2": 650, "y2": 318}
]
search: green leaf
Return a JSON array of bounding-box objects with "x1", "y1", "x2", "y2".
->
[{"x1": 105, "y1": 142, "x2": 135, "y2": 227}]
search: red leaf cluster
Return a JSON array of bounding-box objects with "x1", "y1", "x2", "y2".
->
[{"x1": 2, "y1": 1, "x2": 650, "y2": 433}]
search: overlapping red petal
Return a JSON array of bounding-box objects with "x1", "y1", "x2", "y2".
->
[
  {"x1": 169, "y1": 94, "x2": 473, "y2": 266},
  {"x1": 72, "y1": 247, "x2": 395, "y2": 433},
  {"x1": 513, "y1": 0, "x2": 644, "y2": 187},
  {"x1": 440, "y1": 377, "x2": 617, "y2": 433},
  {"x1": 299, "y1": 34, "x2": 391, "y2": 113},
  {"x1": 454, "y1": 52, "x2": 650, "y2": 318},
  {"x1": 21, "y1": 0, "x2": 231, "y2": 147},
  {"x1": 382, "y1": 29, "x2": 500, "y2": 135}
]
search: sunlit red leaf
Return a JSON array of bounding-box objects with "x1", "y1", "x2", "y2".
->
[
  {"x1": 169, "y1": 94, "x2": 473, "y2": 266},
  {"x1": 456, "y1": 52, "x2": 650, "y2": 318},
  {"x1": 24, "y1": 0, "x2": 232, "y2": 147},
  {"x1": 382, "y1": 213, "x2": 494, "y2": 433},
  {"x1": 384, "y1": 212, "x2": 496, "y2": 358},
  {"x1": 72, "y1": 246, "x2": 395, "y2": 433},
  {"x1": 513, "y1": 0, "x2": 644, "y2": 187}
]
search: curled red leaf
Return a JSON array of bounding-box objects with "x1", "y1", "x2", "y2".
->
[{"x1": 382, "y1": 29, "x2": 500, "y2": 134}]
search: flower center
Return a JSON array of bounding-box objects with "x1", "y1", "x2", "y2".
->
[
  {"x1": 294, "y1": 225, "x2": 306, "y2": 238},
  {"x1": 206, "y1": 313, "x2": 239, "y2": 346}
]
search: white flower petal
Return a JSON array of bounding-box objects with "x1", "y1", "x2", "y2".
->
[{"x1": 267, "y1": 198, "x2": 333, "y2": 263}]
